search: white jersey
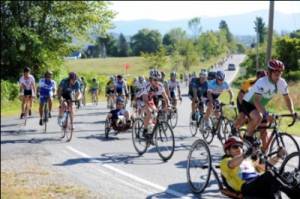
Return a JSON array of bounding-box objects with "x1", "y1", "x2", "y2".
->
[
  {"x1": 243, "y1": 76, "x2": 288, "y2": 106},
  {"x1": 19, "y1": 74, "x2": 35, "y2": 90},
  {"x1": 135, "y1": 80, "x2": 147, "y2": 92},
  {"x1": 138, "y1": 82, "x2": 165, "y2": 98},
  {"x1": 168, "y1": 80, "x2": 180, "y2": 92}
]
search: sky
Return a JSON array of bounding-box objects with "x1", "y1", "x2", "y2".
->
[{"x1": 109, "y1": 1, "x2": 300, "y2": 21}]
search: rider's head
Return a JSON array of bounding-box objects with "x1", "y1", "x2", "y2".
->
[
  {"x1": 81, "y1": 76, "x2": 85, "y2": 80},
  {"x1": 117, "y1": 75, "x2": 123, "y2": 82},
  {"x1": 138, "y1": 76, "x2": 144, "y2": 82},
  {"x1": 215, "y1": 70, "x2": 225, "y2": 84},
  {"x1": 44, "y1": 70, "x2": 53, "y2": 79},
  {"x1": 116, "y1": 96, "x2": 125, "y2": 108},
  {"x1": 109, "y1": 76, "x2": 114, "y2": 81},
  {"x1": 256, "y1": 70, "x2": 267, "y2": 80},
  {"x1": 199, "y1": 69, "x2": 208, "y2": 82},
  {"x1": 92, "y1": 78, "x2": 96, "y2": 82},
  {"x1": 149, "y1": 69, "x2": 161, "y2": 86},
  {"x1": 68, "y1": 72, "x2": 77, "y2": 84},
  {"x1": 160, "y1": 71, "x2": 165, "y2": 81},
  {"x1": 267, "y1": 59, "x2": 284, "y2": 83},
  {"x1": 224, "y1": 136, "x2": 243, "y2": 156},
  {"x1": 23, "y1": 67, "x2": 31, "y2": 77},
  {"x1": 170, "y1": 71, "x2": 176, "y2": 80}
]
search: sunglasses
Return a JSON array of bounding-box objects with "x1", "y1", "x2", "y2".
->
[{"x1": 231, "y1": 145, "x2": 241, "y2": 149}]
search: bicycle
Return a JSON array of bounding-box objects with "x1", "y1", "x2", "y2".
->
[
  {"x1": 238, "y1": 113, "x2": 300, "y2": 166},
  {"x1": 91, "y1": 89, "x2": 98, "y2": 106},
  {"x1": 132, "y1": 107, "x2": 175, "y2": 162},
  {"x1": 186, "y1": 138, "x2": 300, "y2": 198},
  {"x1": 41, "y1": 96, "x2": 50, "y2": 133},
  {"x1": 166, "y1": 97, "x2": 180, "y2": 129},
  {"x1": 107, "y1": 93, "x2": 115, "y2": 110},
  {"x1": 105, "y1": 115, "x2": 132, "y2": 139},
  {"x1": 189, "y1": 99, "x2": 206, "y2": 137},
  {"x1": 60, "y1": 98, "x2": 76, "y2": 142}
]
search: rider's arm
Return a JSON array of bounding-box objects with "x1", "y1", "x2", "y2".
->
[
  {"x1": 162, "y1": 90, "x2": 170, "y2": 107},
  {"x1": 227, "y1": 88, "x2": 233, "y2": 103},
  {"x1": 207, "y1": 91, "x2": 213, "y2": 104},
  {"x1": 253, "y1": 93, "x2": 266, "y2": 115},
  {"x1": 227, "y1": 154, "x2": 244, "y2": 169},
  {"x1": 192, "y1": 88, "x2": 198, "y2": 101},
  {"x1": 283, "y1": 94, "x2": 294, "y2": 114},
  {"x1": 177, "y1": 83, "x2": 181, "y2": 99}
]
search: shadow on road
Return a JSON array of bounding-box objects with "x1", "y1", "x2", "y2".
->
[
  {"x1": 146, "y1": 182, "x2": 192, "y2": 199},
  {"x1": 77, "y1": 133, "x2": 130, "y2": 142},
  {"x1": 1, "y1": 137, "x2": 62, "y2": 145}
]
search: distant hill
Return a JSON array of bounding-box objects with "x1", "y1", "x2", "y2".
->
[{"x1": 110, "y1": 10, "x2": 300, "y2": 36}]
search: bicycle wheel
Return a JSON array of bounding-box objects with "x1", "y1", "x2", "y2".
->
[
  {"x1": 64, "y1": 112, "x2": 73, "y2": 142},
  {"x1": 279, "y1": 152, "x2": 300, "y2": 174},
  {"x1": 132, "y1": 118, "x2": 148, "y2": 155},
  {"x1": 154, "y1": 121, "x2": 175, "y2": 162},
  {"x1": 43, "y1": 103, "x2": 48, "y2": 133},
  {"x1": 187, "y1": 139, "x2": 212, "y2": 194},
  {"x1": 199, "y1": 117, "x2": 214, "y2": 144},
  {"x1": 189, "y1": 113, "x2": 198, "y2": 137},
  {"x1": 104, "y1": 119, "x2": 111, "y2": 138},
  {"x1": 218, "y1": 119, "x2": 233, "y2": 145},
  {"x1": 167, "y1": 108, "x2": 178, "y2": 129}
]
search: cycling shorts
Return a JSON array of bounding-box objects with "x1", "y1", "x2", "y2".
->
[
  {"x1": 40, "y1": 95, "x2": 51, "y2": 104},
  {"x1": 24, "y1": 89, "x2": 32, "y2": 96}
]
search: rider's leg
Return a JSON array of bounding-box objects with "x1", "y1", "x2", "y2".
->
[
  {"x1": 48, "y1": 98, "x2": 53, "y2": 113},
  {"x1": 21, "y1": 95, "x2": 26, "y2": 117},
  {"x1": 204, "y1": 100, "x2": 213, "y2": 120},
  {"x1": 246, "y1": 109, "x2": 262, "y2": 141}
]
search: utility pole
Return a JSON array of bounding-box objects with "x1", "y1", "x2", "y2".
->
[{"x1": 266, "y1": 0, "x2": 275, "y2": 65}]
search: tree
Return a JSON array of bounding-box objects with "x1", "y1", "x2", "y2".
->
[
  {"x1": 188, "y1": 17, "x2": 202, "y2": 41},
  {"x1": 1, "y1": 1, "x2": 116, "y2": 80},
  {"x1": 181, "y1": 40, "x2": 198, "y2": 71},
  {"x1": 130, "y1": 29, "x2": 162, "y2": 56},
  {"x1": 105, "y1": 34, "x2": 118, "y2": 56},
  {"x1": 219, "y1": 20, "x2": 233, "y2": 43},
  {"x1": 254, "y1": 17, "x2": 267, "y2": 44},
  {"x1": 118, "y1": 33, "x2": 129, "y2": 57},
  {"x1": 162, "y1": 28, "x2": 187, "y2": 54},
  {"x1": 141, "y1": 47, "x2": 167, "y2": 69}
]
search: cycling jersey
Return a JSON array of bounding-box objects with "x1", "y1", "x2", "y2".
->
[
  {"x1": 135, "y1": 80, "x2": 147, "y2": 93},
  {"x1": 240, "y1": 77, "x2": 256, "y2": 93},
  {"x1": 39, "y1": 78, "x2": 56, "y2": 97},
  {"x1": 59, "y1": 78, "x2": 80, "y2": 100},
  {"x1": 207, "y1": 79, "x2": 230, "y2": 98},
  {"x1": 110, "y1": 108, "x2": 127, "y2": 121},
  {"x1": 220, "y1": 157, "x2": 259, "y2": 192},
  {"x1": 168, "y1": 80, "x2": 180, "y2": 92},
  {"x1": 115, "y1": 80, "x2": 127, "y2": 95},
  {"x1": 19, "y1": 75, "x2": 35, "y2": 95},
  {"x1": 243, "y1": 76, "x2": 288, "y2": 106},
  {"x1": 189, "y1": 78, "x2": 208, "y2": 99},
  {"x1": 138, "y1": 82, "x2": 165, "y2": 98},
  {"x1": 90, "y1": 81, "x2": 99, "y2": 89}
]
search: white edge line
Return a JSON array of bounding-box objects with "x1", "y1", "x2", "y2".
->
[{"x1": 66, "y1": 146, "x2": 191, "y2": 199}]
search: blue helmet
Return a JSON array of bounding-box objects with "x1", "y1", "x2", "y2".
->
[
  {"x1": 216, "y1": 71, "x2": 225, "y2": 81},
  {"x1": 116, "y1": 96, "x2": 125, "y2": 104}
]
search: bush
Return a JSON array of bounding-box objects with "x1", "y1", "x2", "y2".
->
[
  {"x1": 284, "y1": 71, "x2": 300, "y2": 81},
  {"x1": 1, "y1": 80, "x2": 19, "y2": 104}
]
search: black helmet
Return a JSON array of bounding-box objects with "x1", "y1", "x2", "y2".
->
[{"x1": 68, "y1": 72, "x2": 77, "y2": 80}]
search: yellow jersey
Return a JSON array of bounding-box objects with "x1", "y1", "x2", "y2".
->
[{"x1": 240, "y1": 77, "x2": 256, "y2": 93}]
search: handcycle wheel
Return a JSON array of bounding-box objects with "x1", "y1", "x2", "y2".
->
[
  {"x1": 64, "y1": 112, "x2": 73, "y2": 142},
  {"x1": 187, "y1": 139, "x2": 212, "y2": 193},
  {"x1": 268, "y1": 132, "x2": 300, "y2": 167},
  {"x1": 105, "y1": 119, "x2": 111, "y2": 138},
  {"x1": 200, "y1": 117, "x2": 214, "y2": 144},
  {"x1": 132, "y1": 118, "x2": 148, "y2": 155},
  {"x1": 154, "y1": 121, "x2": 175, "y2": 162},
  {"x1": 167, "y1": 108, "x2": 178, "y2": 129},
  {"x1": 189, "y1": 113, "x2": 198, "y2": 137}
]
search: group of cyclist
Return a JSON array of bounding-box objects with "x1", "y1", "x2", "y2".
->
[{"x1": 18, "y1": 58, "x2": 298, "y2": 198}]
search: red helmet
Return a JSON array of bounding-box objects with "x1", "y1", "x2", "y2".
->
[
  {"x1": 268, "y1": 59, "x2": 285, "y2": 71},
  {"x1": 256, "y1": 70, "x2": 267, "y2": 79},
  {"x1": 224, "y1": 136, "x2": 243, "y2": 150}
]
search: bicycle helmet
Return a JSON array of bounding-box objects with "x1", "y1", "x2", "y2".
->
[
  {"x1": 117, "y1": 74, "x2": 123, "y2": 79},
  {"x1": 216, "y1": 70, "x2": 225, "y2": 81},
  {"x1": 44, "y1": 70, "x2": 53, "y2": 78},
  {"x1": 199, "y1": 69, "x2": 208, "y2": 77},
  {"x1": 116, "y1": 96, "x2": 125, "y2": 104},
  {"x1": 256, "y1": 70, "x2": 267, "y2": 79},
  {"x1": 138, "y1": 76, "x2": 144, "y2": 82},
  {"x1": 170, "y1": 71, "x2": 176, "y2": 78},
  {"x1": 224, "y1": 136, "x2": 243, "y2": 151},
  {"x1": 68, "y1": 72, "x2": 77, "y2": 80},
  {"x1": 268, "y1": 59, "x2": 285, "y2": 71},
  {"x1": 149, "y1": 69, "x2": 161, "y2": 80}
]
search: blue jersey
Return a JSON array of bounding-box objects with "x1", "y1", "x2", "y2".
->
[
  {"x1": 115, "y1": 80, "x2": 125, "y2": 94},
  {"x1": 207, "y1": 79, "x2": 230, "y2": 98},
  {"x1": 39, "y1": 78, "x2": 56, "y2": 97},
  {"x1": 189, "y1": 78, "x2": 208, "y2": 98},
  {"x1": 59, "y1": 78, "x2": 80, "y2": 93},
  {"x1": 110, "y1": 109, "x2": 126, "y2": 120}
]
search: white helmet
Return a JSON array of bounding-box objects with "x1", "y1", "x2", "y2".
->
[
  {"x1": 199, "y1": 69, "x2": 208, "y2": 77},
  {"x1": 149, "y1": 69, "x2": 161, "y2": 80}
]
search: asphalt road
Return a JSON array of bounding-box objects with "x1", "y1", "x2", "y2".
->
[{"x1": 2, "y1": 54, "x2": 298, "y2": 199}]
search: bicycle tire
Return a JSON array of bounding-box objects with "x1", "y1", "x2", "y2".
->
[
  {"x1": 200, "y1": 117, "x2": 214, "y2": 144},
  {"x1": 132, "y1": 118, "x2": 148, "y2": 155},
  {"x1": 105, "y1": 119, "x2": 111, "y2": 138},
  {"x1": 186, "y1": 139, "x2": 212, "y2": 194},
  {"x1": 64, "y1": 112, "x2": 73, "y2": 142},
  {"x1": 218, "y1": 119, "x2": 233, "y2": 145},
  {"x1": 268, "y1": 132, "x2": 300, "y2": 167},
  {"x1": 154, "y1": 121, "x2": 175, "y2": 162},
  {"x1": 189, "y1": 113, "x2": 198, "y2": 137},
  {"x1": 168, "y1": 108, "x2": 178, "y2": 129},
  {"x1": 43, "y1": 103, "x2": 48, "y2": 133},
  {"x1": 279, "y1": 151, "x2": 300, "y2": 174}
]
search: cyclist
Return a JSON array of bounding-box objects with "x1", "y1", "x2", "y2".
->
[
  {"x1": 37, "y1": 71, "x2": 57, "y2": 125},
  {"x1": 233, "y1": 70, "x2": 267, "y2": 135},
  {"x1": 57, "y1": 72, "x2": 81, "y2": 127},
  {"x1": 80, "y1": 76, "x2": 86, "y2": 106},
  {"x1": 241, "y1": 59, "x2": 295, "y2": 146},
  {"x1": 114, "y1": 75, "x2": 129, "y2": 105},
  {"x1": 106, "y1": 96, "x2": 131, "y2": 130},
  {"x1": 203, "y1": 70, "x2": 234, "y2": 129},
  {"x1": 129, "y1": 77, "x2": 138, "y2": 107},
  {"x1": 19, "y1": 67, "x2": 36, "y2": 119},
  {"x1": 220, "y1": 136, "x2": 298, "y2": 199},
  {"x1": 157, "y1": 71, "x2": 169, "y2": 109},
  {"x1": 105, "y1": 76, "x2": 115, "y2": 108},
  {"x1": 140, "y1": 69, "x2": 170, "y2": 136},
  {"x1": 188, "y1": 69, "x2": 208, "y2": 121},
  {"x1": 134, "y1": 76, "x2": 147, "y2": 114},
  {"x1": 90, "y1": 78, "x2": 99, "y2": 104},
  {"x1": 168, "y1": 71, "x2": 182, "y2": 109}
]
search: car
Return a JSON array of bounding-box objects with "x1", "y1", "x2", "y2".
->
[
  {"x1": 208, "y1": 71, "x2": 216, "y2": 80},
  {"x1": 228, "y1": 63, "x2": 236, "y2": 71}
]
